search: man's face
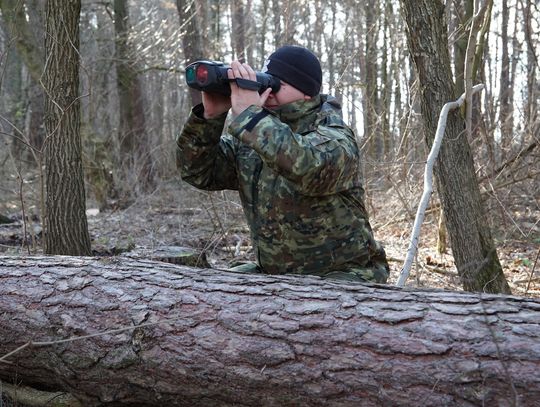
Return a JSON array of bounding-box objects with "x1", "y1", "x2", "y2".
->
[{"x1": 264, "y1": 81, "x2": 310, "y2": 109}]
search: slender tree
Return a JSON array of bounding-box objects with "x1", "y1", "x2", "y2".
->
[
  {"x1": 43, "y1": 0, "x2": 91, "y2": 255},
  {"x1": 523, "y1": 0, "x2": 539, "y2": 140},
  {"x1": 176, "y1": 0, "x2": 204, "y2": 105},
  {"x1": 362, "y1": 0, "x2": 382, "y2": 160},
  {"x1": 498, "y1": 0, "x2": 513, "y2": 163},
  {"x1": 230, "y1": 0, "x2": 247, "y2": 61},
  {"x1": 114, "y1": 0, "x2": 154, "y2": 191},
  {"x1": 399, "y1": 0, "x2": 511, "y2": 294}
]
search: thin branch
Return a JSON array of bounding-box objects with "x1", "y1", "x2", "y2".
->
[
  {"x1": 396, "y1": 84, "x2": 485, "y2": 288},
  {"x1": 526, "y1": 246, "x2": 540, "y2": 295}
]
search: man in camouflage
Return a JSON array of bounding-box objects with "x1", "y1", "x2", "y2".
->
[{"x1": 177, "y1": 45, "x2": 389, "y2": 283}]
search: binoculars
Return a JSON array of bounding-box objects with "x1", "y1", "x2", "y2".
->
[{"x1": 185, "y1": 61, "x2": 281, "y2": 96}]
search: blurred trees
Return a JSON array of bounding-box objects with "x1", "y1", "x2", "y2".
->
[
  {"x1": 114, "y1": 0, "x2": 154, "y2": 192},
  {"x1": 1, "y1": 0, "x2": 536, "y2": 182},
  {"x1": 176, "y1": 0, "x2": 204, "y2": 105},
  {"x1": 0, "y1": 0, "x2": 45, "y2": 159},
  {"x1": 0, "y1": 0, "x2": 537, "y2": 288}
]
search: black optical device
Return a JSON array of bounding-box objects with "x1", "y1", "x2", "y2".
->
[{"x1": 185, "y1": 60, "x2": 281, "y2": 96}]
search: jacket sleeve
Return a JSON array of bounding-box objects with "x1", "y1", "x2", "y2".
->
[
  {"x1": 228, "y1": 105, "x2": 361, "y2": 196},
  {"x1": 176, "y1": 104, "x2": 239, "y2": 191}
]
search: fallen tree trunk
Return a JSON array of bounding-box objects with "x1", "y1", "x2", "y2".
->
[{"x1": 0, "y1": 256, "x2": 539, "y2": 407}]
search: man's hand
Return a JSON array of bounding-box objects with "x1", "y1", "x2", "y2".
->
[
  {"x1": 228, "y1": 60, "x2": 272, "y2": 118},
  {"x1": 202, "y1": 91, "x2": 232, "y2": 119}
]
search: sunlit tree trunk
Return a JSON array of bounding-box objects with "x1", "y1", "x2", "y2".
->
[
  {"x1": 258, "y1": 0, "x2": 270, "y2": 60},
  {"x1": 271, "y1": 0, "x2": 281, "y2": 47},
  {"x1": 326, "y1": 0, "x2": 337, "y2": 91},
  {"x1": 362, "y1": 0, "x2": 382, "y2": 160},
  {"x1": 498, "y1": 0, "x2": 512, "y2": 164},
  {"x1": 452, "y1": 0, "x2": 473, "y2": 96},
  {"x1": 381, "y1": 0, "x2": 392, "y2": 157},
  {"x1": 523, "y1": 0, "x2": 538, "y2": 141},
  {"x1": 399, "y1": 0, "x2": 511, "y2": 294},
  {"x1": 43, "y1": 0, "x2": 91, "y2": 256}
]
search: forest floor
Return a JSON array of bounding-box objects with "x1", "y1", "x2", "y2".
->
[{"x1": 0, "y1": 176, "x2": 539, "y2": 298}]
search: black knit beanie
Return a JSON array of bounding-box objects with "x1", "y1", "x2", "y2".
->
[{"x1": 261, "y1": 45, "x2": 322, "y2": 96}]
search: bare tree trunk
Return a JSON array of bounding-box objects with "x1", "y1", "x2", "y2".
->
[
  {"x1": 0, "y1": 255, "x2": 538, "y2": 407},
  {"x1": 381, "y1": 0, "x2": 392, "y2": 157},
  {"x1": 362, "y1": 0, "x2": 382, "y2": 160},
  {"x1": 176, "y1": 0, "x2": 204, "y2": 106},
  {"x1": 114, "y1": 0, "x2": 154, "y2": 192},
  {"x1": 271, "y1": 0, "x2": 287, "y2": 46},
  {"x1": 230, "y1": 0, "x2": 247, "y2": 61},
  {"x1": 399, "y1": 0, "x2": 511, "y2": 294},
  {"x1": 258, "y1": 0, "x2": 270, "y2": 60},
  {"x1": 523, "y1": 0, "x2": 539, "y2": 140},
  {"x1": 499, "y1": 0, "x2": 513, "y2": 164},
  {"x1": 452, "y1": 0, "x2": 473, "y2": 96},
  {"x1": 43, "y1": 0, "x2": 91, "y2": 256},
  {"x1": 326, "y1": 0, "x2": 337, "y2": 91}
]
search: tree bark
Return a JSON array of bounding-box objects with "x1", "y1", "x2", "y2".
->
[
  {"x1": 43, "y1": 0, "x2": 91, "y2": 256},
  {"x1": 176, "y1": 0, "x2": 204, "y2": 106},
  {"x1": 1, "y1": 255, "x2": 539, "y2": 407},
  {"x1": 230, "y1": 0, "x2": 247, "y2": 62},
  {"x1": 399, "y1": 0, "x2": 511, "y2": 294},
  {"x1": 113, "y1": 0, "x2": 154, "y2": 192},
  {"x1": 362, "y1": 0, "x2": 382, "y2": 160},
  {"x1": 498, "y1": 0, "x2": 513, "y2": 163}
]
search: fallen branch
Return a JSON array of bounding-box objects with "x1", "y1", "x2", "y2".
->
[{"x1": 397, "y1": 84, "x2": 485, "y2": 287}]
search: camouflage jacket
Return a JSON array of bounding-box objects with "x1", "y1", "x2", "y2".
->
[{"x1": 177, "y1": 94, "x2": 387, "y2": 278}]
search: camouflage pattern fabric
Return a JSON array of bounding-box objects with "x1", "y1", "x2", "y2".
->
[{"x1": 176, "y1": 94, "x2": 389, "y2": 283}]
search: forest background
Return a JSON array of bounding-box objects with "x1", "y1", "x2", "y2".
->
[{"x1": 0, "y1": 0, "x2": 538, "y2": 295}]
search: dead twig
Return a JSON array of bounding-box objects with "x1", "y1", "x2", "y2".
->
[
  {"x1": 397, "y1": 84, "x2": 485, "y2": 288},
  {"x1": 525, "y1": 246, "x2": 540, "y2": 295}
]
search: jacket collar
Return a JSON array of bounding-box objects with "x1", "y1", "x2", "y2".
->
[{"x1": 268, "y1": 94, "x2": 343, "y2": 134}]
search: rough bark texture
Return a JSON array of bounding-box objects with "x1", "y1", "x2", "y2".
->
[
  {"x1": 399, "y1": 0, "x2": 511, "y2": 294},
  {"x1": 43, "y1": 0, "x2": 91, "y2": 256},
  {"x1": 0, "y1": 256, "x2": 539, "y2": 407}
]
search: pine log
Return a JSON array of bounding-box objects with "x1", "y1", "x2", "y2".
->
[{"x1": 0, "y1": 255, "x2": 539, "y2": 407}]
